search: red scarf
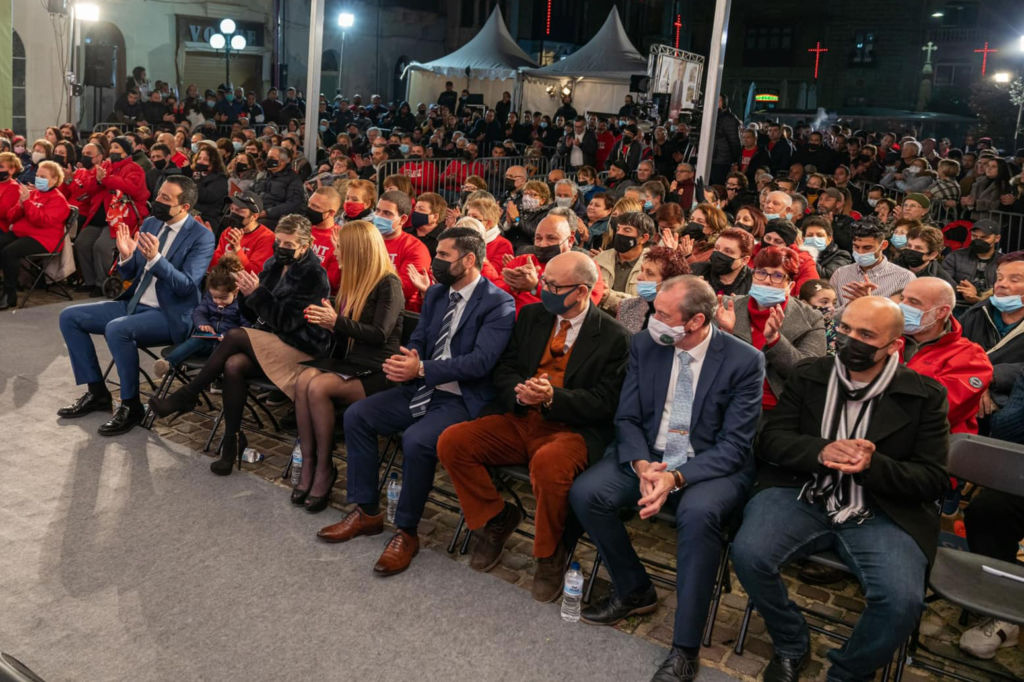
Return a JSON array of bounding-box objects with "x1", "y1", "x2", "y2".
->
[{"x1": 747, "y1": 297, "x2": 788, "y2": 409}]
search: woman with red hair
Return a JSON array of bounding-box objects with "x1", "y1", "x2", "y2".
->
[{"x1": 715, "y1": 245, "x2": 826, "y2": 409}]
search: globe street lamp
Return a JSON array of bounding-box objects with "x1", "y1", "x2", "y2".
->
[
  {"x1": 209, "y1": 18, "x2": 247, "y2": 88},
  {"x1": 337, "y1": 12, "x2": 355, "y2": 97}
]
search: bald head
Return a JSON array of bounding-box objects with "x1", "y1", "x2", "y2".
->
[
  {"x1": 900, "y1": 277, "x2": 955, "y2": 338},
  {"x1": 506, "y1": 165, "x2": 527, "y2": 191},
  {"x1": 546, "y1": 250, "x2": 598, "y2": 290},
  {"x1": 841, "y1": 296, "x2": 905, "y2": 342},
  {"x1": 903, "y1": 277, "x2": 956, "y2": 311}
]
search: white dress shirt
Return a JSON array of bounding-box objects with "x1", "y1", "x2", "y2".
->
[
  {"x1": 120, "y1": 213, "x2": 188, "y2": 310},
  {"x1": 653, "y1": 327, "x2": 713, "y2": 453},
  {"x1": 570, "y1": 132, "x2": 585, "y2": 167},
  {"x1": 435, "y1": 273, "x2": 481, "y2": 395}
]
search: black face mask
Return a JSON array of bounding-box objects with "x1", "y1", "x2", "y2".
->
[
  {"x1": 612, "y1": 233, "x2": 638, "y2": 254},
  {"x1": 503, "y1": 178, "x2": 517, "y2": 192},
  {"x1": 223, "y1": 213, "x2": 245, "y2": 229},
  {"x1": 153, "y1": 159, "x2": 168, "y2": 170},
  {"x1": 266, "y1": 158, "x2": 282, "y2": 171},
  {"x1": 430, "y1": 255, "x2": 464, "y2": 287},
  {"x1": 460, "y1": 189, "x2": 472, "y2": 204},
  {"x1": 534, "y1": 243, "x2": 562, "y2": 264},
  {"x1": 709, "y1": 250, "x2": 737, "y2": 276},
  {"x1": 195, "y1": 162, "x2": 209, "y2": 173},
  {"x1": 682, "y1": 222, "x2": 706, "y2": 240},
  {"x1": 274, "y1": 245, "x2": 298, "y2": 265},
  {"x1": 109, "y1": 153, "x2": 124, "y2": 163},
  {"x1": 235, "y1": 163, "x2": 248, "y2": 173},
  {"x1": 969, "y1": 239, "x2": 991, "y2": 255},
  {"x1": 897, "y1": 249, "x2": 925, "y2": 269},
  {"x1": 80, "y1": 156, "x2": 94, "y2": 170},
  {"x1": 150, "y1": 200, "x2": 175, "y2": 222},
  {"x1": 835, "y1": 332, "x2": 887, "y2": 372},
  {"x1": 0, "y1": 171, "x2": 8, "y2": 182},
  {"x1": 304, "y1": 207, "x2": 326, "y2": 225},
  {"x1": 410, "y1": 211, "x2": 431, "y2": 229},
  {"x1": 462, "y1": 150, "x2": 474, "y2": 161}
]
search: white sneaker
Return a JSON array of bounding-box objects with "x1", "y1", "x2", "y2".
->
[
  {"x1": 153, "y1": 359, "x2": 170, "y2": 380},
  {"x1": 959, "y1": 618, "x2": 1019, "y2": 659}
]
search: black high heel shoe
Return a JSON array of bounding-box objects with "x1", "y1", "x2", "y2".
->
[
  {"x1": 291, "y1": 484, "x2": 311, "y2": 506},
  {"x1": 304, "y1": 465, "x2": 338, "y2": 513},
  {"x1": 211, "y1": 431, "x2": 246, "y2": 476},
  {"x1": 148, "y1": 389, "x2": 199, "y2": 425}
]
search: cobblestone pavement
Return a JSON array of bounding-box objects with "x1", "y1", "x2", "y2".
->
[{"x1": 136, "y1": 387, "x2": 1024, "y2": 682}]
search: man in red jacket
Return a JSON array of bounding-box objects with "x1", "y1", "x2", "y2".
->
[
  {"x1": 900, "y1": 276, "x2": 993, "y2": 433},
  {"x1": 373, "y1": 189, "x2": 430, "y2": 312},
  {"x1": 398, "y1": 144, "x2": 438, "y2": 197},
  {"x1": 210, "y1": 191, "x2": 274, "y2": 275}
]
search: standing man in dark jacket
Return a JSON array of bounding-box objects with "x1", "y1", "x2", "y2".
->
[
  {"x1": 437, "y1": 81, "x2": 458, "y2": 114},
  {"x1": 256, "y1": 146, "x2": 306, "y2": 228},
  {"x1": 711, "y1": 95, "x2": 742, "y2": 185},
  {"x1": 766, "y1": 122, "x2": 795, "y2": 175},
  {"x1": 557, "y1": 117, "x2": 598, "y2": 171},
  {"x1": 732, "y1": 296, "x2": 949, "y2": 682},
  {"x1": 608, "y1": 125, "x2": 643, "y2": 173},
  {"x1": 261, "y1": 88, "x2": 283, "y2": 125}
]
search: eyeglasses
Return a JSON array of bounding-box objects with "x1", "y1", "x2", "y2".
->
[
  {"x1": 540, "y1": 277, "x2": 584, "y2": 293},
  {"x1": 752, "y1": 269, "x2": 789, "y2": 285}
]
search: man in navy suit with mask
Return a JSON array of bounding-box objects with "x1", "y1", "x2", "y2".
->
[
  {"x1": 58, "y1": 175, "x2": 215, "y2": 436},
  {"x1": 569, "y1": 275, "x2": 765, "y2": 682}
]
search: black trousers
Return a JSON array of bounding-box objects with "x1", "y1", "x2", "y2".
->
[
  {"x1": 0, "y1": 232, "x2": 47, "y2": 302},
  {"x1": 964, "y1": 488, "x2": 1024, "y2": 564}
]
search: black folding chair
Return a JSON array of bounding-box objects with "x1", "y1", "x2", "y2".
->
[
  {"x1": 900, "y1": 433, "x2": 1024, "y2": 682},
  {"x1": 18, "y1": 206, "x2": 78, "y2": 308}
]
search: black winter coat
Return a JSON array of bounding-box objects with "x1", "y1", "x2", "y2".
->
[
  {"x1": 194, "y1": 171, "x2": 228, "y2": 234},
  {"x1": 256, "y1": 168, "x2": 306, "y2": 228}
]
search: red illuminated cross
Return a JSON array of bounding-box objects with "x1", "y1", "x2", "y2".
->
[
  {"x1": 546, "y1": 0, "x2": 551, "y2": 35},
  {"x1": 974, "y1": 42, "x2": 998, "y2": 76},
  {"x1": 808, "y1": 41, "x2": 828, "y2": 79},
  {"x1": 674, "y1": 15, "x2": 682, "y2": 49}
]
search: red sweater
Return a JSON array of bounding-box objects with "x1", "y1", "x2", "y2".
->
[
  {"x1": 210, "y1": 223, "x2": 275, "y2": 274},
  {"x1": 496, "y1": 253, "x2": 607, "y2": 314},
  {"x1": 310, "y1": 224, "x2": 341, "y2": 293},
  {"x1": 485, "y1": 232, "x2": 514, "y2": 272},
  {"x1": 7, "y1": 188, "x2": 71, "y2": 252},
  {"x1": 62, "y1": 167, "x2": 106, "y2": 226},
  {"x1": 0, "y1": 179, "x2": 22, "y2": 232},
  {"x1": 385, "y1": 229, "x2": 431, "y2": 311},
  {"x1": 96, "y1": 158, "x2": 150, "y2": 237},
  {"x1": 747, "y1": 297, "x2": 785, "y2": 410}
]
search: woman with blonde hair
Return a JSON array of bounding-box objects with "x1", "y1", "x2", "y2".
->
[{"x1": 290, "y1": 220, "x2": 405, "y2": 511}]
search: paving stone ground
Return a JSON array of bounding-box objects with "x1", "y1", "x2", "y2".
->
[{"x1": 23, "y1": 290, "x2": 1023, "y2": 681}]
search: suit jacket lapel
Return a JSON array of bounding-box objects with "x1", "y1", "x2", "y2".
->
[
  {"x1": 162, "y1": 217, "x2": 194, "y2": 265},
  {"x1": 692, "y1": 328, "x2": 726, "y2": 424},
  {"x1": 450, "y1": 279, "x2": 484, "y2": 350},
  {"x1": 649, "y1": 342, "x2": 675, "y2": 429}
]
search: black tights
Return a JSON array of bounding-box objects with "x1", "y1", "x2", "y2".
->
[
  {"x1": 293, "y1": 368, "x2": 366, "y2": 496},
  {"x1": 181, "y1": 328, "x2": 258, "y2": 441}
]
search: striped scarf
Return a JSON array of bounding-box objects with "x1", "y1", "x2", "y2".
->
[{"x1": 798, "y1": 353, "x2": 900, "y2": 524}]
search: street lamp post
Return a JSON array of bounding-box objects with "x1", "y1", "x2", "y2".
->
[
  {"x1": 209, "y1": 18, "x2": 247, "y2": 89},
  {"x1": 338, "y1": 12, "x2": 355, "y2": 97},
  {"x1": 69, "y1": 2, "x2": 100, "y2": 127}
]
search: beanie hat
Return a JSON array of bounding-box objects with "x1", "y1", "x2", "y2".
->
[{"x1": 905, "y1": 192, "x2": 931, "y2": 210}]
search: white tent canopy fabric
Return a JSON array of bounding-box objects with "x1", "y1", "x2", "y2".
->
[
  {"x1": 405, "y1": 7, "x2": 536, "y2": 110},
  {"x1": 521, "y1": 9, "x2": 647, "y2": 118}
]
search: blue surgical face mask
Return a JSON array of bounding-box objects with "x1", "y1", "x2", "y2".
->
[
  {"x1": 206, "y1": 99, "x2": 216, "y2": 107},
  {"x1": 191, "y1": 142, "x2": 199, "y2": 153},
  {"x1": 854, "y1": 250, "x2": 878, "y2": 268},
  {"x1": 225, "y1": 93, "x2": 235, "y2": 103},
  {"x1": 372, "y1": 214, "x2": 395, "y2": 236},
  {"x1": 232, "y1": 141, "x2": 243, "y2": 151},
  {"x1": 637, "y1": 281, "x2": 658, "y2": 302},
  {"x1": 764, "y1": 213, "x2": 780, "y2": 221},
  {"x1": 34, "y1": 177, "x2": 51, "y2": 192},
  {"x1": 891, "y1": 234, "x2": 908, "y2": 249},
  {"x1": 643, "y1": 200, "x2": 654, "y2": 211},
  {"x1": 748, "y1": 283, "x2": 788, "y2": 307},
  {"x1": 991, "y1": 294, "x2": 1024, "y2": 313},
  {"x1": 804, "y1": 236, "x2": 827, "y2": 251},
  {"x1": 319, "y1": 125, "x2": 328, "y2": 133},
  {"x1": 899, "y1": 302, "x2": 936, "y2": 334},
  {"x1": 399, "y1": 144, "x2": 410, "y2": 155}
]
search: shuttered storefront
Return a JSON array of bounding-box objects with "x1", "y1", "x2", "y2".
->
[{"x1": 181, "y1": 53, "x2": 262, "y2": 96}]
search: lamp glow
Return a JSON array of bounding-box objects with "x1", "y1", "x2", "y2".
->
[
  {"x1": 76, "y1": 3, "x2": 100, "y2": 21},
  {"x1": 231, "y1": 34, "x2": 247, "y2": 50},
  {"x1": 338, "y1": 12, "x2": 355, "y2": 28},
  {"x1": 209, "y1": 33, "x2": 226, "y2": 49},
  {"x1": 993, "y1": 71, "x2": 1012, "y2": 83},
  {"x1": 219, "y1": 18, "x2": 236, "y2": 35}
]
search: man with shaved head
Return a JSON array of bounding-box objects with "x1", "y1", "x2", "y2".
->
[
  {"x1": 899, "y1": 277, "x2": 992, "y2": 434},
  {"x1": 733, "y1": 296, "x2": 950, "y2": 682},
  {"x1": 438, "y1": 250, "x2": 631, "y2": 602}
]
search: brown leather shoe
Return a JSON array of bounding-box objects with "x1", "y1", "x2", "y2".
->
[
  {"x1": 317, "y1": 507, "x2": 384, "y2": 543},
  {"x1": 469, "y1": 501, "x2": 523, "y2": 572},
  {"x1": 373, "y1": 530, "x2": 419, "y2": 576},
  {"x1": 532, "y1": 541, "x2": 568, "y2": 602}
]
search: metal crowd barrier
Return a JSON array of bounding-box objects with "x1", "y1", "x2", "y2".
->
[{"x1": 376, "y1": 155, "x2": 555, "y2": 197}]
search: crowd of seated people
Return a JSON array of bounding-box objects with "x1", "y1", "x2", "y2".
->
[{"x1": 1, "y1": 77, "x2": 1020, "y2": 682}]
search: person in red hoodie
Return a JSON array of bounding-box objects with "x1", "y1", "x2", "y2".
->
[
  {"x1": 0, "y1": 152, "x2": 24, "y2": 233},
  {"x1": 372, "y1": 189, "x2": 430, "y2": 312},
  {"x1": 0, "y1": 160, "x2": 70, "y2": 308},
  {"x1": 72, "y1": 137, "x2": 149, "y2": 295},
  {"x1": 210, "y1": 191, "x2": 275, "y2": 275},
  {"x1": 498, "y1": 208, "x2": 606, "y2": 313},
  {"x1": 397, "y1": 144, "x2": 438, "y2": 196},
  {"x1": 305, "y1": 186, "x2": 342, "y2": 293},
  {"x1": 464, "y1": 197, "x2": 513, "y2": 271}
]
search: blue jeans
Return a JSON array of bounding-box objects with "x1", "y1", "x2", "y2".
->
[
  {"x1": 731, "y1": 487, "x2": 927, "y2": 682},
  {"x1": 343, "y1": 384, "x2": 469, "y2": 531},
  {"x1": 59, "y1": 301, "x2": 174, "y2": 400},
  {"x1": 164, "y1": 337, "x2": 218, "y2": 367}
]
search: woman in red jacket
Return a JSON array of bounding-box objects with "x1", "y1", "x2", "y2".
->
[
  {"x1": 0, "y1": 161, "x2": 70, "y2": 309},
  {"x1": 72, "y1": 137, "x2": 149, "y2": 295},
  {"x1": 0, "y1": 152, "x2": 24, "y2": 233}
]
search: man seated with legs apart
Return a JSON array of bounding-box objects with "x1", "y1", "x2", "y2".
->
[
  {"x1": 437, "y1": 252, "x2": 631, "y2": 602},
  {"x1": 57, "y1": 175, "x2": 215, "y2": 435},
  {"x1": 316, "y1": 227, "x2": 515, "y2": 575},
  {"x1": 731, "y1": 296, "x2": 949, "y2": 682},
  {"x1": 569, "y1": 276, "x2": 766, "y2": 682}
]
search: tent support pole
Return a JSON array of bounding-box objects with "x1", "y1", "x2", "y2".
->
[
  {"x1": 303, "y1": 0, "x2": 326, "y2": 161},
  {"x1": 695, "y1": 0, "x2": 732, "y2": 183}
]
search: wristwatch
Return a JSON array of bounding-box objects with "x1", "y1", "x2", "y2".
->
[
  {"x1": 417, "y1": 361, "x2": 425, "y2": 378},
  {"x1": 670, "y1": 469, "x2": 685, "y2": 492}
]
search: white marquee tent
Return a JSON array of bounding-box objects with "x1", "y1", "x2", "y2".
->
[
  {"x1": 404, "y1": 7, "x2": 536, "y2": 110},
  {"x1": 520, "y1": 9, "x2": 648, "y2": 117}
]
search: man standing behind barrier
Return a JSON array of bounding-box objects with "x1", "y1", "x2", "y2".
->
[{"x1": 569, "y1": 276, "x2": 765, "y2": 682}]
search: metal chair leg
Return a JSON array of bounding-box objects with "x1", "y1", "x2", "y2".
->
[
  {"x1": 735, "y1": 600, "x2": 755, "y2": 655},
  {"x1": 204, "y1": 411, "x2": 224, "y2": 452},
  {"x1": 447, "y1": 513, "x2": 466, "y2": 554},
  {"x1": 584, "y1": 553, "x2": 602, "y2": 604},
  {"x1": 460, "y1": 529, "x2": 472, "y2": 555},
  {"x1": 702, "y1": 542, "x2": 732, "y2": 647}
]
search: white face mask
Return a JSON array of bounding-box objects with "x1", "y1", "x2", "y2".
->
[
  {"x1": 648, "y1": 316, "x2": 687, "y2": 346},
  {"x1": 31, "y1": 151, "x2": 44, "y2": 164},
  {"x1": 867, "y1": 198, "x2": 879, "y2": 207}
]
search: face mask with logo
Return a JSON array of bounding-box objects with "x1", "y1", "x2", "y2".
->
[
  {"x1": 648, "y1": 316, "x2": 687, "y2": 345},
  {"x1": 554, "y1": 197, "x2": 572, "y2": 208},
  {"x1": 612, "y1": 234, "x2": 638, "y2": 254},
  {"x1": 815, "y1": 305, "x2": 835, "y2": 320},
  {"x1": 410, "y1": 211, "x2": 431, "y2": 229},
  {"x1": 709, "y1": 250, "x2": 736, "y2": 276},
  {"x1": 804, "y1": 236, "x2": 827, "y2": 251},
  {"x1": 854, "y1": 250, "x2": 878, "y2": 268},
  {"x1": 637, "y1": 281, "x2": 658, "y2": 302},
  {"x1": 890, "y1": 234, "x2": 908, "y2": 249},
  {"x1": 835, "y1": 331, "x2": 888, "y2": 372},
  {"x1": 991, "y1": 294, "x2": 1024, "y2": 313},
  {"x1": 274, "y1": 245, "x2": 297, "y2": 265},
  {"x1": 372, "y1": 214, "x2": 395, "y2": 236},
  {"x1": 749, "y1": 283, "x2": 787, "y2": 307},
  {"x1": 521, "y1": 195, "x2": 540, "y2": 210},
  {"x1": 430, "y1": 255, "x2": 464, "y2": 287},
  {"x1": 33, "y1": 177, "x2": 51, "y2": 192}
]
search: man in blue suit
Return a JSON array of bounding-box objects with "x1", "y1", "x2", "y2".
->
[
  {"x1": 317, "y1": 227, "x2": 516, "y2": 576},
  {"x1": 569, "y1": 275, "x2": 765, "y2": 682},
  {"x1": 58, "y1": 176, "x2": 215, "y2": 436}
]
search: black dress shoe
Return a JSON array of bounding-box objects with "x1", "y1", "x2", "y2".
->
[
  {"x1": 651, "y1": 646, "x2": 700, "y2": 682},
  {"x1": 581, "y1": 584, "x2": 659, "y2": 625},
  {"x1": 763, "y1": 652, "x2": 810, "y2": 682},
  {"x1": 97, "y1": 404, "x2": 145, "y2": 436},
  {"x1": 57, "y1": 391, "x2": 113, "y2": 418}
]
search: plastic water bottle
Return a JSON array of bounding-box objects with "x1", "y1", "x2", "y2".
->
[
  {"x1": 561, "y1": 561, "x2": 583, "y2": 622},
  {"x1": 289, "y1": 439, "x2": 302, "y2": 487},
  {"x1": 386, "y1": 473, "x2": 401, "y2": 524}
]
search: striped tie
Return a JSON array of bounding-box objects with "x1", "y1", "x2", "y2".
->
[
  {"x1": 409, "y1": 291, "x2": 461, "y2": 418},
  {"x1": 126, "y1": 226, "x2": 169, "y2": 314},
  {"x1": 662, "y1": 350, "x2": 694, "y2": 470}
]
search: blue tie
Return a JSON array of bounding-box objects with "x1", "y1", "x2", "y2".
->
[
  {"x1": 663, "y1": 350, "x2": 693, "y2": 470},
  {"x1": 409, "y1": 291, "x2": 461, "y2": 418},
  {"x1": 126, "y1": 226, "x2": 170, "y2": 314}
]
